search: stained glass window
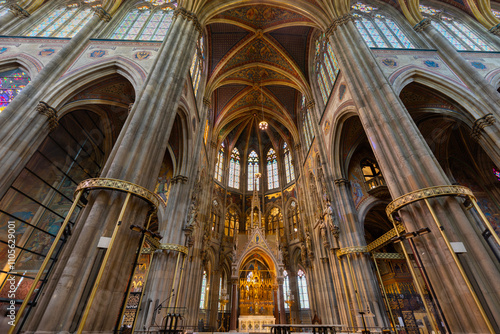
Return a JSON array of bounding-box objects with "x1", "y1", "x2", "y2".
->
[
  {"x1": 0, "y1": 1, "x2": 8, "y2": 18},
  {"x1": 190, "y1": 36, "x2": 204, "y2": 96},
  {"x1": 288, "y1": 200, "x2": 300, "y2": 239},
  {"x1": 0, "y1": 68, "x2": 30, "y2": 113},
  {"x1": 283, "y1": 270, "x2": 290, "y2": 310},
  {"x1": 352, "y1": 3, "x2": 415, "y2": 49},
  {"x1": 248, "y1": 150, "x2": 259, "y2": 191},
  {"x1": 26, "y1": 6, "x2": 93, "y2": 38},
  {"x1": 494, "y1": 168, "x2": 500, "y2": 181},
  {"x1": 284, "y1": 142, "x2": 295, "y2": 183},
  {"x1": 225, "y1": 206, "x2": 239, "y2": 237},
  {"x1": 493, "y1": 10, "x2": 500, "y2": 19},
  {"x1": 215, "y1": 144, "x2": 224, "y2": 182},
  {"x1": 420, "y1": 5, "x2": 494, "y2": 51},
  {"x1": 111, "y1": 7, "x2": 173, "y2": 41},
  {"x1": 229, "y1": 148, "x2": 240, "y2": 189},
  {"x1": 303, "y1": 111, "x2": 314, "y2": 149},
  {"x1": 199, "y1": 270, "x2": 207, "y2": 309},
  {"x1": 297, "y1": 269, "x2": 310, "y2": 309},
  {"x1": 267, "y1": 148, "x2": 279, "y2": 189},
  {"x1": 315, "y1": 35, "x2": 340, "y2": 104}
]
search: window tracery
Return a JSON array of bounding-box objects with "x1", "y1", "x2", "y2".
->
[
  {"x1": 190, "y1": 36, "x2": 205, "y2": 96},
  {"x1": 215, "y1": 143, "x2": 224, "y2": 182},
  {"x1": 302, "y1": 109, "x2": 314, "y2": 149},
  {"x1": 228, "y1": 147, "x2": 240, "y2": 189},
  {"x1": 224, "y1": 206, "x2": 239, "y2": 237},
  {"x1": 297, "y1": 269, "x2": 310, "y2": 309},
  {"x1": 266, "y1": 207, "x2": 283, "y2": 236},
  {"x1": 283, "y1": 270, "x2": 290, "y2": 310},
  {"x1": 248, "y1": 150, "x2": 259, "y2": 191},
  {"x1": 267, "y1": 148, "x2": 279, "y2": 190},
  {"x1": 419, "y1": 4, "x2": 494, "y2": 51},
  {"x1": 283, "y1": 142, "x2": 295, "y2": 183},
  {"x1": 111, "y1": 1, "x2": 175, "y2": 41},
  {"x1": 199, "y1": 270, "x2": 207, "y2": 309},
  {"x1": 26, "y1": 2, "x2": 96, "y2": 38},
  {"x1": 287, "y1": 200, "x2": 300, "y2": 239},
  {"x1": 352, "y1": 2, "x2": 415, "y2": 49},
  {"x1": 314, "y1": 35, "x2": 340, "y2": 104},
  {"x1": 0, "y1": 68, "x2": 30, "y2": 113}
]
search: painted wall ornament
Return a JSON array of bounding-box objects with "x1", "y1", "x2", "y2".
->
[
  {"x1": 0, "y1": 47, "x2": 8, "y2": 54},
  {"x1": 382, "y1": 58, "x2": 397, "y2": 67},
  {"x1": 423, "y1": 60, "x2": 439, "y2": 68},
  {"x1": 471, "y1": 62, "x2": 486, "y2": 70},
  {"x1": 339, "y1": 84, "x2": 346, "y2": 100},
  {"x1": 39, "y1": 49, "x2": 55, "y2": 57},
  {"x1": 90, "y1": 50, "x2": 106, "y2": 58},
  {"x1": 135, "y1": 51, "x2": 151, "y2": 60}
]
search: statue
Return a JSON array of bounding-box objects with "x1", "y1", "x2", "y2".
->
[
  {"x1": 319, "y1": 219, "x2": 330, "y2": 249},
  {"x1": 324, "y1": 200, "x2": 339, "y2": 238}
]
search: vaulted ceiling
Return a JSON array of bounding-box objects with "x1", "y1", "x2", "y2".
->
[{"x1": 206, "y1": 5, "x2": 318, "y2": 156}]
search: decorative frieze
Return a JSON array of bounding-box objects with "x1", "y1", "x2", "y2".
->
[{"x1": 36, "y1": 101, "x2": 59, "y2": 131}]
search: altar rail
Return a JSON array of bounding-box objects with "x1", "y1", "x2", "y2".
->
[{"x1": 263, "y1": 324, "x2": 393, "y2": 334}]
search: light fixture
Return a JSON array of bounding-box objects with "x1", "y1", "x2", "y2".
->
[{"x1": 257, "y1": 72, "x2": 268, "y2": 131}]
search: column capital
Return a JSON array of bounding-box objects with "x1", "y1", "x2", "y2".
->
[
  {"x1": 413, "y1": 18, "x2": 431, "y2": 32},
  {"x1": 334, "y1": 178, "x2": 349, "y2": 186},
  {"x1": 93, "y1": 7, "x2": 111, "y2": 22},
  {"x1": 173, "y1": 7, "x2": 203, "y2": 36},
  {"x1": 171, "y1": 175, "x2": 189, "y2": 184},
  {"x1": 490, "y1": 23, "x2": 500, "y2": 36},
  {"x1": 7, "y1": 4, "x2": 29, "y2": 18},
  {"x1": 326, "y1": 13, "x2": 354, "y2": 37},
  {"x1": 306, "y1": 99, "x2": 315, "y2": 110},
  {"x1": 203, "y1": 96, "x2": 211, "y2": 107},
  {"x1": 471, "y1": 113, "x2": 496, "y2": 141},
  {"x1": 36, "y1": 101, "x2": 58, "y2": 131}
]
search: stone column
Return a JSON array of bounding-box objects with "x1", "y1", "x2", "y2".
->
[
  {"x1": 415, "y1": 20, "x2": 500, "y2": 165},
  {"x1": 0, "y1": 8, "x2": 111, "y2": 200},
  {"x1": 273, "y1": 287, "x2": 279, "y2": 323},
  {"x1": 23, "y1": 8, "x2": 202, "y2": 333},
  {"x1": 230, "y1": 278, "x2": 238, "y2": 330},
  {"x1": 333, "y1": 178, "x2": 388, "y2": 329},
  {"x1": 277, "y1": 277, "x2": 287, "y2": 324},
  {"x1": 0, "y1": 3, "x2": 30, "y2": 34},
  {"x1": 329, "y1": 16, "x2": 500, "y2": 332},
  {"x1": 287, "y1": 271, "x2": 300, "y2": 324}
]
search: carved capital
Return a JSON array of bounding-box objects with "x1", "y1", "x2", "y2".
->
[
  {"x1": 93, "y1": 7, "x2": 111, "y2": 22},
  {"x1": 490, "y1": 23, "x2": 500, "y2": 36},
  {"x1": 37, "y1": 101, "x2": 58, "y2": 131},
  {"x1": 334, "y1": 178, "x2": 349, "y2": 186},
  {"x1": 203, "y1": 96, "x2": 211, "y2": 107},
  {"x1": 173, "y1": 7, "x2": 203, "y2": 36},
  {"x1": 413, "y1": 18, "x2": 431, "y2": 33},
  {"x1": 171, "y1": 175, "x2": 189, "y2": 184},
  {"x1": 471, "y1": 113, "x2": 496, "y2": 141},
  {"x1": 326, "y1": 13, "x2": 353, "y2": 36},
  {"x1": 7, "y1": 4, "x2": 29, "y2": 18},
  {"x1": 306, "y1": 99, "x2": 315, "y2": 110}
]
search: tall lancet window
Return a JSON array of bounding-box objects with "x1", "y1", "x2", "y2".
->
[
  {"x1": 215, "y1": 143, "x2": 224, "y2": 182},
  {"x1": 26, "y1": 3, "x2": 95, "y2": 38},
  {"x1": 283, "y1": 142, "x2": 295, "y2": 183},
  {"x1": 314, "y1": 34, "x2": 340, "y2": 103},
  {"x1": 297, "y1": 269, "x2": 310, "y2": 309},
  {"x1": 419, "y1": 5, "x2": 494, "y2": 51},
  {"x1": 248, "y1": 150, "x2": 259, "y2": 191},
  {"x1": 283, "y1": 270, "x2": 291, "y2": 310},
  {"x1": 228, "y1": 147, "x2": 240, "y2": 189},
  {"x1": 302, "y1": 110, "x2": 314, "y2": 149},
  {"x1": 199, "y1": 270, "x2": 207, "y2": 309},
  {"x1": 352, "y1": 2, "x2": 415, "y2": 49},
  {"x1": 267, "y1": 148, "x2": 279, "y2": 189},
  {"x1": 190, "y1": 36, "x2": 205, "y2": 96},
  {"x1": 110, "y1": 1, "x2": 174, "y2": 41}
]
